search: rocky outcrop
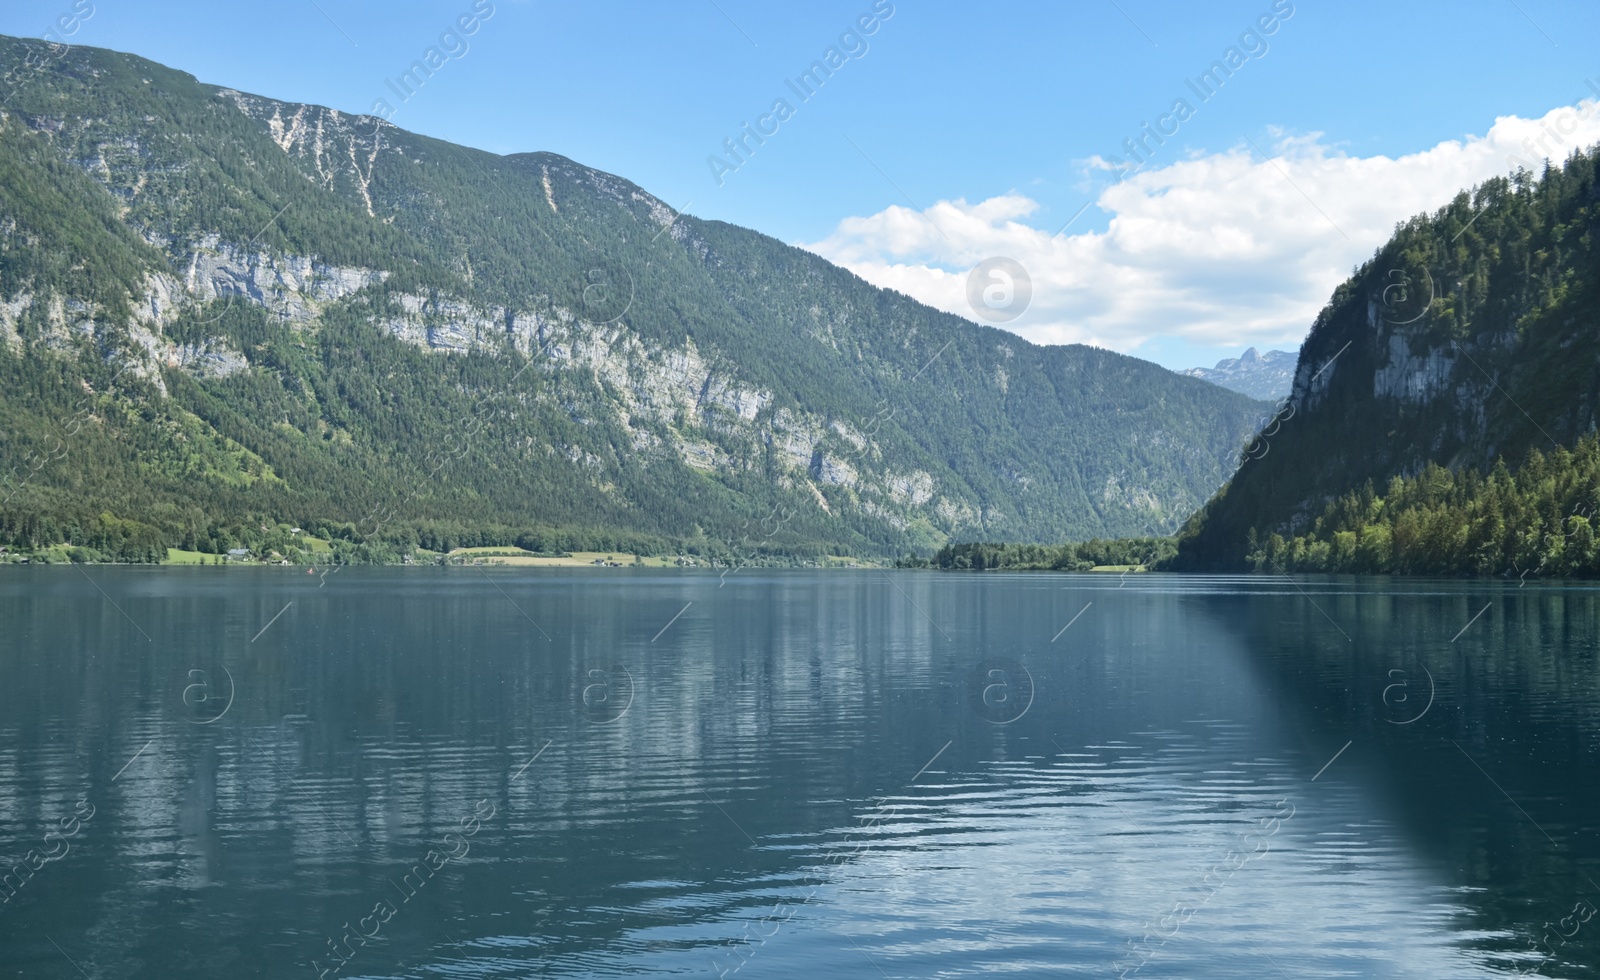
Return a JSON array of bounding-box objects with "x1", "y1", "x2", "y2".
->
[
  {"x1": 1369, "y1": 301, "x2": 1460, "y2": 404},
  {"x1": 163, "y1": 339, "x2": 249, "y2": 378},
  {"x1": 0, "y1": 291, "x2": 29, "y2": 352},
  {"x1": 182, "y1": 234, "x2": 386, "y2": 323}
]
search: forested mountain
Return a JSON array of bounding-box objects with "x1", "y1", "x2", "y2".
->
[
  {"x1": 0, "y1": 35, "x2": 1264, "y2": 562},
  {"x1": 1175, "y1": 146, "x2": 1600, "y2": 572}
]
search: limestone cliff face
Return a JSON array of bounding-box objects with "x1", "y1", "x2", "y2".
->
[
  {"x1": 1369, "y1": 306, "x2": 1459, "y2": 404},
  {"x1": 0, "y1": 237, "x2": 382, "y2": 389},
  {"x1": 1, "y1": 217, "x2": 980, "y2": 538},
  {"x1": 366, "y1": 282, "x2": 977, "y2": 535},
  {"x1": 180, "y1": 234, "x2": 387, "y2": 320},
  {"x1": 1282, "y1": 288, "x2": 1560, "y2": 474}
]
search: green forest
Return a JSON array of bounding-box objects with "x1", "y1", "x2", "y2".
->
[
  {"x1": 913, "y1": 434, "x2": 1600, "y2": 579},
  {"x1": 901, "y1": 536, "x2": 1177, "y2": 571},
  {"x1": 1243, "y1": 436, "x2": 1600, "y2": 578}
]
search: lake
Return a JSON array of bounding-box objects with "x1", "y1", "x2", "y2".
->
[{"x1": 2, "y1": 568, "x2": 1598, "y2": 978}]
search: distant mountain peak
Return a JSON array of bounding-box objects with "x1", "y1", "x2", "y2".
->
[{"x1": 1179, "y1": 348, "x2": 1296, "y2": 401}]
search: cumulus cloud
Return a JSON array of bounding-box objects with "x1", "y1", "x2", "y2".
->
[{"x1": 800, "y1": 101, "x2": 1600, "y2": 360}]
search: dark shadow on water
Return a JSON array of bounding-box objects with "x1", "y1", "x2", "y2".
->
[{"x1": 1196, "y1": 574, "x2": 1600, "y2": 977}]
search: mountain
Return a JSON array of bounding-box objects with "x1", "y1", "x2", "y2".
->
[
  {"x1": 1180, "y1": 347, "x2": 1296, "y2": 400},
  {"x1": 0, "y1": 35, "x2": 1265, "y2": 563},
  {"x1": 1174, "y1": 145, "x2": 1600, "y2": 571}
]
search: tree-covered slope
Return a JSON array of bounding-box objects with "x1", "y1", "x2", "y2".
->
[
  {"x1": 1175, "y1": 146, "x2": 1600, "y2": 571},
  {"x1": 0, "y1": 34, "x2": 1265, "y2": 561},
  {"x1": 1239, "y1": 439, "x2": 1600, "y2": 576}
]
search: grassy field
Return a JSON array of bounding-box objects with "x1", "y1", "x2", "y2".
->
[
  {"x1": 163, "y1": 534, "x2": 334, "y2": 565},
  {"x1": 820, "y1": 555, "x2": 886, "y2": 568},
  {"x1": 165, "y1": 548, "x2": 218, "y2": 564}
]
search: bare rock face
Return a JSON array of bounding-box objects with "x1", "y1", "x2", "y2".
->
[
  {"x1": 0, "y1": 291, "x2": 30, "y2": 352},
  {"x1": 163, "y1": 339, "x2": 249, "y2": 378},
  {"x1": 181, "y1": 235, "x2": 387, "y2": 323}
]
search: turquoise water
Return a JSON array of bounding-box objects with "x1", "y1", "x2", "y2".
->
[{"x1": 2, "y1": 568, "x2": 1598, "y2": 978}]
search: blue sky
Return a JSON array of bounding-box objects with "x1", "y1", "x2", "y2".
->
[{"x1": 4, "y1": 0, "x2": 1600, "y2": 369}]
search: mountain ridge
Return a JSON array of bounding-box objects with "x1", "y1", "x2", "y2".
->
[{"x1": 0, "y1": 33, "x2": 1265, "y2": 562}]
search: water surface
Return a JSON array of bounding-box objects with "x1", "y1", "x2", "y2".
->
[{"x1": 2, "y1": 568, "x2": 1598, "y2": 978}]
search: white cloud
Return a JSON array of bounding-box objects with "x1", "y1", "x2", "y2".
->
[{"x1": 800, "y1": 102, "x2": 1600, "y2": 363}]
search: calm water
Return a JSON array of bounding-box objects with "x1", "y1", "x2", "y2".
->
[{"x1": 3, "y1": 569, "x2": 1600, "y2": 978}]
